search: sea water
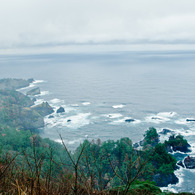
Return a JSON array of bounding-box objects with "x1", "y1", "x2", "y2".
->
[{"x1": 0, "y1": 51, "x2": 195, "y2": 193}]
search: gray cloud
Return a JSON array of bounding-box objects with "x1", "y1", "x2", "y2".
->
[{"x1": 1, "y1": 0, "x2": 195, "y2": 49}]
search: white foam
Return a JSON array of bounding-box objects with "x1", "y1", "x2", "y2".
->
[
  {"x1": 71, "y1": 104, "x2": 79, "y2": 107},
  {"x1": 189, "y1": 142, "x2": 195, "y2": 154},
  {"x1": 45, "y1": 113, "x2": 91, "y2": 129},
  {"x1": 145, "y1": 115, "x2": 170, "y2": 124},
  {"x1": 49, "y1": 98, "x2": 64, "y2": 104},
  {"x1": 60, "y1": 105, "x2": 76, "y2": 113},
  {"x1": 82, "y1": 102, "x2": 91, "y2": 105},
  {"x1": 33, "y1": 80, "x2": 45, "y2": 84},
  {"x1": 145, "y1": 112, "x2": 177, "y2": 124},
  {"x1": 161, "y1": 186, "x2": 178, "y2": 193},
  {"x1": 35, "y1": 91, "x2": 50, "y2": 96},
  {"x1": 112, "y1": 104, "x2": 125, "y2": 109},
  {"x1": 17, "y1": 79, "x2": 45, "y2": 91},
  {"x1": 17, "y1": 82, "x2": 35, "y2": 91},
  {"x1": 31, "y1": 99, "x2": 45, "y2": 106},
  {"x1": 161, "y1": 168, "x2": 184, "y2": 193},
  {"x1": 158, "y1": 112, "x2": 177, "y2": 117},
  {"x1": 175, "y1": 119, "x2": 188, "y2": 125},
  {"x1": 175, "y1": 118, "x2": 195, "y2": 127},
  {"x1": 54, "y1": 138, "x2": 83, "y2": 145},
  {"x1": 104, "y1": 113, "x2": 123, "y2": 119},
  {"x1": 174, "y1": 128, "x2": 195, "y2": 137}
]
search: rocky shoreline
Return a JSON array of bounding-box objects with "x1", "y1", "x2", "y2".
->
[
  {"x1": 0, "y1": 78, "x2": 55, "y2": 131},
  {"x1": 133, "y1": 127, "x2": 194, "y2": 187},
  {"x1": 0, "y1": 78, "x2": 194, "y2": 189}
]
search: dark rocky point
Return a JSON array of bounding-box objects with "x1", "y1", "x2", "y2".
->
[
  {"x1": 153, "y1": 173, "x2": 178, "y2": 187},
  {"x1": 160, "y1": 128, "x2": 173, "y2": 135},
  {"x1": 151, "y1": 117, "x2": 162, "y2": 120},
  {"x1": 133, "y1": 143, "x2": 139, "y2": 148},
  {"x1": 0, "y1": 78, "x2": 34, "y2": 90},
  {"x1": 56, "y1": 107, "x2": 65, "y2": 113},
  {"x1": 32, "y1": 97, "x2": 37, "y2": 102},
  {"x1": 184, "y1": 156, "x2": 195, "y2": 169},
  {"x1": 125, "y1": 118, "x2": 135, "y2": 123},
  {"x1": 186, "y1": 119, "x2": 195, "y2": 122},
  {"x1": 32, "y1": 102, "x2": 54, "y2": 116},
  {"x1": 67, "y1": 119, "x2": 71, "y2": 122},
  {"x1": 177, "y1": 160, "x2": 184, "y2": 168},
  {"x1": 139, "y1": 140, "x2": 144, "y2": 146},
  {"x1": 48, "y1": 115, "x2": 54, "y2": 119}
]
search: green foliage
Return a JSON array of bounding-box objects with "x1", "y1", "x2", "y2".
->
[
  {"x1": 165, "y1": 134, "x2": 188, "y2": 147},
  {"x1": 149, "y1": 143, "x2": 177, "y2": 174},
  {"x1": 110, "y1": 180, "x2": 162, "y2": 194},
  {"x1": 144, "y1": 127, "x2": 159, "y2": 147}
]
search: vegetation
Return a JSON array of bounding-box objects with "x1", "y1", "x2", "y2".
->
[
  {"x1": 0, "y1": 79, "x2": 192, "y2": 194},
  {"x1": 0, "y1": 125, "x2": 186, "y2": 194},
  {"x1": 164, "y1": 135, "x2": 190, "y2": 153}
]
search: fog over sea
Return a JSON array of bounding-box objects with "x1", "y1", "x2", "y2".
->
[{"x1": 0, "y1": 51, "x2": 195, "y2": 193}]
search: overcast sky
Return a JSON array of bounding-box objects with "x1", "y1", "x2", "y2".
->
[{"x1": 1, "y1": 0, "x2": 195, "y2": 52}]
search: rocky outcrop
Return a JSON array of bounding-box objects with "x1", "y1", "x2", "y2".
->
[
  {"x1": 159, "y1": 129, "x2": 173, "y2": 135},
  {"x1": 0, "y1": 90, "x2": 46, "y2": 130},
  {"x1": 125, "y1": 118, "x2": 135, "y2": 123},
  {"x1": 32, "y1": 102, "x2": 54, "y2": 117},
  {"x1": 177, "y1": 160, "x2": 184, "y2": 168},
  {"x1": 165, "y1": 135, "x2": 191, "y2": 153},
  {"x1": 18, "y1": 107, "x2": 44, "y2": 130},
  {"x1": 153, "y1": 173, "x2": 178, "y2": 187},
  {"x1": 151, "y1": 117, "x2": 162, "y2": 120},
  {"x1": 0, "y1": 79, "x2": 54, "y2": 131},
  {"x1": 27, "y1": 87, "x2": 40, "y2": 96},
  {"x1": 186, "y1": 119, "x2": 195, "y2": 122},
  {"x1": 0, "y1": 89, "x2": 34, "y2": 107},
  {"x1": 0, "y1": 78, "x2": 34, "y2": 90},
  {"x1": 133, "y1": 142, "x2": 139, "y2": 148},
  {"x1": 32, "y1": 97, "x2": 37, "y2": 102},
  {"x1": 56, "y1": 107, "x2": 65, "y2": 113},
  {"x1": 184, "y1": 156, "x2": 195, "y2": 169}
]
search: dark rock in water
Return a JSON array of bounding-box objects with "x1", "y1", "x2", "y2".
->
[
  {"x1": 32, "y1": 97, "x2": 37, "y2": 102},
  {"x1": 186, "y1": 119, "x2": 195, "y2": 122},
  {"x1": 133, "y1": 143, "x2": 139, "y2": 148},
  {"x1": 27, "y1": 87, "x2": 40, "y2": 96},
  {"x1": 125, "y1": 118, "x2": 135, "y2": 123},
  {"x1": 177, "y1": 160, "x2": 184, "y2": 168},
  {"x1": 32, "y1": 102, "x2": 54, "y2": 117},
  {"x1": 184, "y1": 156, "x2": 195, "y2": 169},
  {"x1": 67, "y1": 119, "x2": 71, "y2": 122},
  {"x1": 174, "y1": 165, "x2": 180, "y2": 170},
  {"x1": 48, "y1": 115, "x2": 54, "y2": 119},
  {"x1": 153, "y1": 173, "x2": 178, "y2": 187},
  {"x1": 28, "y1": 78, "x2": 34, "y2": 83},
  {"x1": 139, "y1": 140, "x2": 144, "y2": 146},
  {"x1": 160, "y1": 129, "x2": 172, "y2": 135},
  {"x1": 151, "y1": 117, "x2": 162, "y2": 120},
  {"x1": 56, "y1": 107, "x2": 65, "y2": 113}
]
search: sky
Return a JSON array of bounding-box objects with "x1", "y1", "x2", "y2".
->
[{"x1": 1, "y1": 0, "x2": 195, "y2": 53}]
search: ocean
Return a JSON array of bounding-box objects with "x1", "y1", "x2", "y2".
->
[{"x1": 0, "y1": 50, "x2": 195, "y2": 193}]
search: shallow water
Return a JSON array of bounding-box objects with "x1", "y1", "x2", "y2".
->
[{"x1": 0, "y1": 51, "x2": 195, "y2": 192}]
